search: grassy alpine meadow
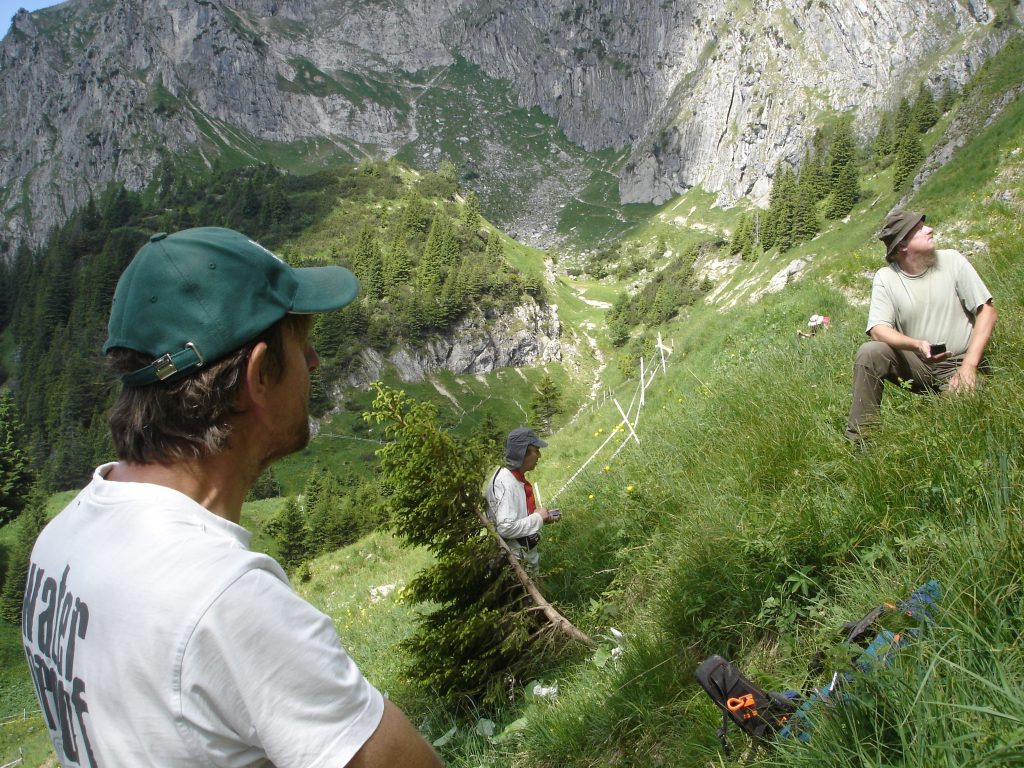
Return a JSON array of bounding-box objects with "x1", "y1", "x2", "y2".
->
[
  {"x1": 3, "y1": 31, "x2": 1023, "y2": 768},
  {"x1": 417, "y1": 55, "x2": 1024, "y2": 767}
]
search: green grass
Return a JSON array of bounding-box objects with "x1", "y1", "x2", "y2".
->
[
  {"x1": 556, "y1": 167, "x2": 660, "y2": 248},
  {"x1": 0, "y1": 621, "x2": 53, "y2": 766},
  {"x1": 381, "y1": 34, "x2": 1024, "y2": 768},
  {"x1": 4, "y1": 22, "x2": 1024, "y2": 768},
  {"x1": 294, "y1": 531, "x2": 435, "y2": 706},
  {"x1": 1, "y1": 490, "x2": 81, "y2": 765}
]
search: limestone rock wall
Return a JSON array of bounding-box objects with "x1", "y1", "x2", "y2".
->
[
  {"x1": 346, "y1": 298, "x2": 561, "y2": 387},
  {"x1": 0, "y1": 0, "x2": 1003, "y2": 250},
  {"x1": 446, "y1": 0, "x2": 997, "y2": 206}
]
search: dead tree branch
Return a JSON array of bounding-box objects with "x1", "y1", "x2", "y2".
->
[{"x1": 474, "y1": 507, "x2": 596, "y2": 648}]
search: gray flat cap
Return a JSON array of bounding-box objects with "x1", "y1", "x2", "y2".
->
[{"x1": 504, "y1": 427, "x2": 547, "y2": 468}]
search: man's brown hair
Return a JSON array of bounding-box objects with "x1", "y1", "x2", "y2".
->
[{"x1": 107, "y1": 314, "x2": 313, "y2": 464}]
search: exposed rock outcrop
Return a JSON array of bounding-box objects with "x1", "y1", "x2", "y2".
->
[
  {"x1": 345, "y1": 298, "x2": 560, "y2": 388},
  {"x1": 0, "y1": 0, "x2": 1007, "y2": 252}
]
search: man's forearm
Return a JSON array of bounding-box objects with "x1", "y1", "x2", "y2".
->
[
  {"x1": 869, "y1": 324, "x2": 920, "y2": 351},
  {"x1": 495, "y1": 510, "x2": 543, "y2": 539},
  {"x1": 961, "y1": 302, "x2": 997, "y2": 370}
]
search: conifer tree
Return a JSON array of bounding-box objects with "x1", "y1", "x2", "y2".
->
[
  {"x1": 608, "y1": 316, "x2": 630, "y2": 347},
  {"x1": 729, "y1": 212, "x2": 749, "y2": 256},
  {"x1": 260, "y1": 186, "x2": 289, "y2": 228},
  {"x1": 246, "y1": 468, "x2": 282, "y2": 501},
  {"x1": 484, "y1": 230, "x2": 504, "y2": 263},
  {"x1": 893, "y1": 127, "x2": 925, "y2": 191},
  {"x1": 419, "y1": 215, "x2": 453, "y2": 291},
  {"x1": 401, "y1": 192, "x2": 431, "y2": 234},
  {"x1": 893, "y1": 97, "x2": 913, "y2": 139},
  {"x1": 792, "y1": 174, "x2": 820, "y2": 244},
  {"x1": 383, "y1": 227, "x2": 412, "y2": 292},
  {"x1": 460, "y1": 191, "x2": 481, "y2": 233},
  {"x1": 649, "y1": 283, "x2": 678, "y2": 324},
  {"x1": 761, "y1": 162, "x2": 793, "y2": 252},
  {"x1": 352, "y1": 225, "x2": 384, "y2": 299},
  {"x1": 772, "y1": 166, "x2": 797, "y2": 252},
  {"x1": 872, "y1": 113, "x2": 895, "y2": 161},
  {"x1": 529, "y1": 374, "x2": 564, "y2": 434},
  {"x1": 0, "y1": 391, "x2": 36, "y2": 526},
  {"x1": 458, "y1": 251, "x2": 488, "y2": 297},
  {"x1": 0, "y1": 488, "x2": 46, "y2": 623},
  {"x1": 913, "y1": 84, "x2": 939, "y2": 133},
  {"x1": 275, "y1": 497, "x2": 310, "y2": 575},
  {"x1": 805, "y1": 150, "x2": 830, "y2": 201},
  {"x1": 825, "y1": 161, "x2": 860, "y2": 219},
  {"x1": 741, "y1": 212, "x2": 762, "y2": 261},
  {"x1": 827, "y1": 117, "x2": 857, "y2": 190},
  {"x1": 305, "y1": 469, "x2": 358, "y2": 557},
  {"x1": 437, "y1": 215, "x2": 460, "y2": 267},
  {"x1": 367, "y1": 385, "x2": 591, "y2": 706},
  {"x1": 434, "y1": 264, "x2": 466, "y2": 327},
  {"x1": 438, "y1": 159, "x2": 457, "y2": 184}
]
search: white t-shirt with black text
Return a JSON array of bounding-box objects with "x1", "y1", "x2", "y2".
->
[{"x1": 22, "y1": 463, "x2": 384, "y2": 768}]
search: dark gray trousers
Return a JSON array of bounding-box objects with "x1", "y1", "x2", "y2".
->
[{"x1": 846, "y1": 341, "x2": 964, "y2": 439}]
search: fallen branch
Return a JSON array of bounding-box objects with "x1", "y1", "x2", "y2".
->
[{"x1": 473, "y1": 505, "x2": 596, "y2": 648}]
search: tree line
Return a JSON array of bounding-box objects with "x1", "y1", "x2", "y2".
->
[
  {"x1": 0, "y1": 158, "x2": 542, "y2": 492},
  {"x1": 730, "y1": 81, "x2": 955, "y2": 260}
]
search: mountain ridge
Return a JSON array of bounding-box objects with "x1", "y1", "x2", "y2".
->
[{"x1": 0, "y1": 0, "x2": 1012, "y2": 253}]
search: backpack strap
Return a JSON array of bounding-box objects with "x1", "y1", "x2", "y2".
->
[
  {"x1": 717, "y1": 710, "x2": 732, "y2": 756},
  {"x1": 841, "y1": 604, "x2": 889, "y2": 645}
]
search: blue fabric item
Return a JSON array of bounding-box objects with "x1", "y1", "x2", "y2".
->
[{"x1": 777, "y1": 581, "x2": 941, "y2": 744}]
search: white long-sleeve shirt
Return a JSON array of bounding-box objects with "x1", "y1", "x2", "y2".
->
[{"x1": 484, "y1": 467, "x2": 543, "y2": 563}]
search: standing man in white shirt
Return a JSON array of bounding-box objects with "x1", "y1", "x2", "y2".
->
[
  {"x1": 485, "y1": 427, "x2": 560, "y2": 573},
  {"x1": 845, "y1": 211, "x2": 997, "y2": 442},
  {"x1": 21, "y1": 227, "x2": 442, "y2": 768}
]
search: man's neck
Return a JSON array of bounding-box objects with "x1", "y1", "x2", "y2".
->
[
  {"x1": 897, "y1": 249, "x2": 936, "y2": 277},
  {"x1": 106, "y1": 453, "x2": 258, "y2": 524}
]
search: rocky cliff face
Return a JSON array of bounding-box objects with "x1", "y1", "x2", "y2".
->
[
  {"x1": 446, "y1": 0, "x2": 1000, "y2": 206},
  {"x1": 0, "y1": 0, "x2": 1005, "y2": 251},
  {"x1": 346, "y1": 298, "x2": 561, "y2": 388}
]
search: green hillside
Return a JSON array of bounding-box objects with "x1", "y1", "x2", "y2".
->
[
  {"x1": 288, "y1": 35, "x2": 1022, "y2": 768},
  {"x1": 418, "y1": 38, "x2": 1021, "y2": 766},
  {"x1": 2, "y1": 28, "x2": 1023, "y2": 768}
]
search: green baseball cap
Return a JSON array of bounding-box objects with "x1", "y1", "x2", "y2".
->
[{"x1": 104, "y1": 227, "x2": 359, "y2": 387}]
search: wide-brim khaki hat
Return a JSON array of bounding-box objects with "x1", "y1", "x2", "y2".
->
[{"x1": 878, "y1": 211, "x2": 925, "y2": 261}]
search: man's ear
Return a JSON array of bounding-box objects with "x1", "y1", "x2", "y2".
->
[{"x1": 243, "y1": 341, "x2": 271, "y2": 409}]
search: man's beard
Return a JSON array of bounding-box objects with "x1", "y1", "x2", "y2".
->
[{"x1": 921, "y1": 249, "x2": 938, "y2": 269}]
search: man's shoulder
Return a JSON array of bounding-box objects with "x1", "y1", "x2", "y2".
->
[
  {"x1": 870, "y1": 263, "x2": 900, "y2": 287},
  {"x1": 490, "y1": 466, "x2": 515, "y2": 486},
  {"x1": 936, "y1": 248, "x2": 967, "y2": 265}
]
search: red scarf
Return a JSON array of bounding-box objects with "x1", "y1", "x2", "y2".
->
[{"x1": 510, "y1": 469, "x2": 536, "y2": 513}]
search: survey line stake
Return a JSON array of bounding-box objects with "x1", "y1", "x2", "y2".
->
[{"x1": 614, "y1": 398, "x2": 641, "y2": 446}]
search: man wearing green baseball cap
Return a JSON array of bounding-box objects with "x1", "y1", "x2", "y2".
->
[
  {"x1": 21, "y1": 228, "x2": 441, "y2": 767},
  {"x1": 845, "y1": 211, "x2": 997, "y2": 442}
]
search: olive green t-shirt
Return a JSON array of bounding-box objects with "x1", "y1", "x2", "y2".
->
[{"x1": 866, "y1": 249, "x2": 992, "y2": 356}]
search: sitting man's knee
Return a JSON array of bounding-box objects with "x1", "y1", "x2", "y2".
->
[{"x1": 854, "y1": 340, "x2": 894, "y2": 368}]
